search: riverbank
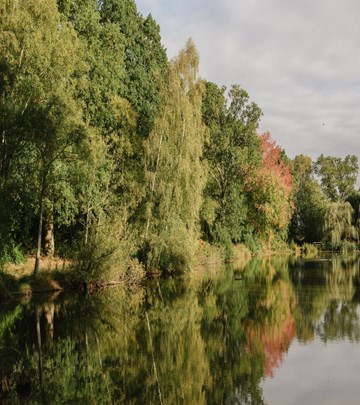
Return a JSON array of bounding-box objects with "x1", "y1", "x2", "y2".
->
[
  {"x1": 0, "y1": 255, "x2": 142, "y2": 300},
  {"x1": 0, "y1": 242, "x2": 292, "y2": 301},
  {"x1": 0, "y1": 256, "x2": 66, "y2": 300}
]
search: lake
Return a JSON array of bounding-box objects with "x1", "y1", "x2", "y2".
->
[{"x1": 1, "y1": 254, "x2": 360, "y2": 404}]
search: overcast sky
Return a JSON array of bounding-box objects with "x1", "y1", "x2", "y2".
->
[{"x1": 136, "y1": 0, "x2": 360, "y2": 170}]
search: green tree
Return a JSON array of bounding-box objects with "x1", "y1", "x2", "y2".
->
[
  {"x1": 201, "y1": 82, "x2": 262, "y2": 251},
  {"x1": 346, "y1": 191, "x2": 360, "y2": 229},
  {"x1": 58, "y1": 0, "x2": 168, "y2": 266},
  {"x1": 57, "y1": 0, "x2": 138, "y2": 243},
  {"x1": 314, "y1": 154, "x2": 358, "y2": 202},
  {"x1": 323, "y1": 201, "x2": 358, "y2": 249},
  {"x1": 290, "y1": 155, "x2": 326, "y2": 243},
  {"x1": 0, "y1": 0, "x2": 87, "y2": 275},
  {"x1": 100, "y1": 0, "x2": 168, "y2": 138},
  {"x1": 143, "y1": 40, "x2": 207, "y2": 272}
]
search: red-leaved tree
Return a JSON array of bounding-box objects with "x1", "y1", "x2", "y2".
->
[{"x1": 246, "y1": 132, "x2": 293, "y2": 245}]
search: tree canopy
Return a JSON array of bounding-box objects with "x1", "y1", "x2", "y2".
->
[
  {"x1": 314, "y1": 154, "x2": 358, "y2": 202},
  {"x1": 1, "y1": 0, "x2": 359, "y2": 277}
]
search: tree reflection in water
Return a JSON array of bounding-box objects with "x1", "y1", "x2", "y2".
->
[{"x1": 1, "y1": 255, "x2": 360, "y2": 403}]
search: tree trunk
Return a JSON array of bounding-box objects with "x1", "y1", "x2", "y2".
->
[
  {"x1": 44, "y1": 303, "x2": 54, "y2": 343},
  {"x1": 34, "y1": 192, "x2": 44, "y2": 278},
  {"x1": 35, "y1": 305, "x2": 45, "y2": 401},
  {"x1": 145, "y1": 311, "x2": 163, "y2": 405},
  {"x1": 44, "y1": 207, "x2": 55, "y2": 256}
]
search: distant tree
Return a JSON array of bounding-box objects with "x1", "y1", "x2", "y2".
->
[
  {"x1": 314, "y1": 154, "x2": 358, "y2": 202},
  {"x1": 346, "y1": 191, "x2": 360, "y2": 236},
  {"x1": 201, "y1": 81, "x2": 262, "y2": 250},
  {"x1": 323, "y1": 201, "x2": 358, "y2": 249},
  {"x1": 289, "y1": 155, "x2": 326, "y2": 243},
  {"x1": 247, "y1": 133, "x2": 293, "y2": 245}
]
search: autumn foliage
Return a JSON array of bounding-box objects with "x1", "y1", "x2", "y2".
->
[
  {"x1": 247, "y1": 132, "x2": 293, "y2": 243},
  {"x1": 245, "y1": 273, "x2": 296, "y2": 378},
  {"x1": 247, "y1": 314, "x2": 295, "y2": 377}
]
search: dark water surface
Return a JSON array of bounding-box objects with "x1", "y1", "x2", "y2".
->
[{"x1": 1, "y1": 255, "x2": 360, "y2": 404}]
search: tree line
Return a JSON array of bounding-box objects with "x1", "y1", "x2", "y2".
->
[{"x1": 1, "y1": 0, "x2": 359, "y2": 278}]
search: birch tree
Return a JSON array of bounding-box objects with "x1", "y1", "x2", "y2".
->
[{"x1": 144, "y1": 40, "x2": 207, "y2": 272}]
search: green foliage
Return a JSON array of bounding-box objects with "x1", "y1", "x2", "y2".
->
[
  {"x1": 57, "y1": 0, "x2": 160, "y2": 273},
  {"x1": 290, "y1": 155, "x2": 327, "y2": 243},
  {"x1": 314, "y1": 154, "x2": 358, "y2": 201},
  {"x1": 100, "y1": 0, "x2": 168, "y2": 137},
  {"x1": 289, "y1": 241, "x2": 302, "y2": 256},
  {"x1": 0, "y1": 305, "x2": 23, "y2": 340},
  {"x1": 9, "y1": 337, "x2": 115, "y2": 403},
  {"x1": 201, "y1": 81, "x2": 262, "y2": 247},
  {"x1": 339, "y1": 240, "x2": 358, "y2": 255},
  {"x1": 0, "y1": 0, "x2": 149, "y2": 275},
  {"x1": 143, "y1": 40, "x2": 207, "y2": 272},
  {"x1": 0, "y1": 0, "x2": 88, "y2": 274},
  {"x1": 244, "y1": 233, "x2": 262, "y2": 253},
  {"x1": 346, "y1": 191, "x2": 360, "y2": 226},
  {"x1": 301, "y1": 243, "x2": 319, "y2": 257},
  {"x1": 323, "y1": 201, "x2": 358, "y2": 249},
  {"x1": 0, "y1": 242, "x2": 26, "y2": 268},
  {"x1": 2, "y1": 0, "x2": 355, "y2": 279},
  {"x1": 65, "y1": 215, "x2": 144, "y2": 285}
]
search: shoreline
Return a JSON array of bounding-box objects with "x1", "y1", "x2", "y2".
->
[{"x1": 2, "y1": 243, "x2": 342, "y2": 301}]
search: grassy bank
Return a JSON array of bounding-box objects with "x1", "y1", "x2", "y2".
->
[
  {"x1": 0, "y1": 241, "x2": 296, "y2": 301},
  {"x1": 0, "y1": 254, "x2": 145, "y2": 300},
  {"x1": 0, "y1": 256, "x2": 67, "y2": 300}
]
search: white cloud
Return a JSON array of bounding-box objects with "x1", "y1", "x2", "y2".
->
[{"x1": 136, "y1": 0, "x2": 360, "y2": 182}]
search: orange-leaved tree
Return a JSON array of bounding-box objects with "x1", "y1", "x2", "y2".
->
[{"x1": 246, "y1": 132, "x2": 293, "y2": 246}]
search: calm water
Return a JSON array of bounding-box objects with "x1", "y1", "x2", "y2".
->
[{"x1": 1, "y1": 255, "x2": 360, "y2": 404}]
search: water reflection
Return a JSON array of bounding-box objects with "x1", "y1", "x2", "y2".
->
[
  {"x1": 290, "y1": 255, "x2": 360, "y2": 344},
  {"x1": 1, "y1": 255, "x2": 360, "y2": 403}
]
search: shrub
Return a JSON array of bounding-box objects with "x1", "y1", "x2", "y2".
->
[
  {"x1": 301, "y1": 243, "x2": 318, "y2": 257},
  {"x1": 0, "y1": 242, "x2": 26, "y2": 269}
]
